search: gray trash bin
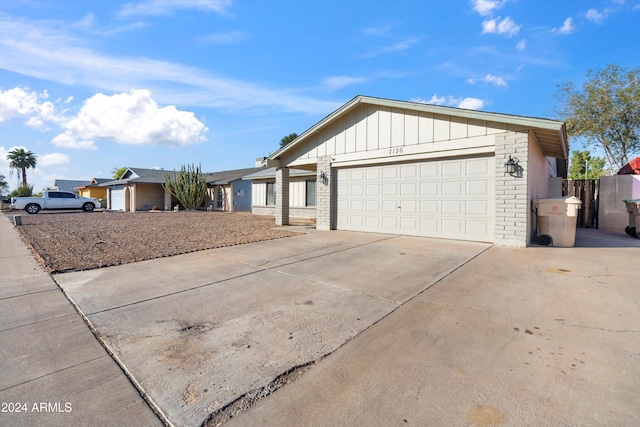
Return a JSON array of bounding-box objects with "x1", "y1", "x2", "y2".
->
[
  {"x1": 623, "y1": 199, "x2": 640, "y2": 238},
  {"x1": 535, "y1": 197, "x2": 582, "y2": 247}
]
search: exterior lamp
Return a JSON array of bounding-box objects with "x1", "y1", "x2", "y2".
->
[
  {"x1": 504, "y1": 155, "x2": 519, "y2": 175},
  {"x1": 320, "y1": 171, "x2": 328, "y2": 186}
]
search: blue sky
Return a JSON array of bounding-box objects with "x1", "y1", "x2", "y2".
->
[{"x1": 1, "y1": 0, "x2": 639, "y2": 193}]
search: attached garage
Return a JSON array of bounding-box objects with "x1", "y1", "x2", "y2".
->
[
  {"x1": 265, "y1": 96, "x2": 568, "y2": 247},
  {"x1": 109, "y1": 185, "x2": 126, "y2": 211},
  {"x1": 336, "y1": 157, "x2": 494, "y2": 242}
]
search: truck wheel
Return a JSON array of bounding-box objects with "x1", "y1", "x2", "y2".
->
[
  {"x1": 25, "y1": 204, "x2": 40, "y2": 214},
  {"x1": 82, "y1": 202, "x2": 95, "y2": 212}
]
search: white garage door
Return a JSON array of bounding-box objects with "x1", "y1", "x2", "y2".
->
[
  {"x1": 110, "y1": 185, "x2": 125, "y2": 210},
  {"x1": 336, "y1": 157, "x2": 494, "y2": 242}
]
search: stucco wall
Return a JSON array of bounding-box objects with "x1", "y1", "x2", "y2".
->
[
  {"x1": 134, "y1": 184, "x2": 165, "y2": 211},
  {"x1": 598, "y1": 175, "x2": 640, "y2": 231}
]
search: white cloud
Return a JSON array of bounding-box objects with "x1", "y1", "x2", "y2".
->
[
  {"x1": 0, "y1": 87, "x2": 42, "y2": 121},
  {"x1": 516, "y1": 39, "x2": 526, "y2": 50},
  {"x1": 457, "y1": 98, "x2": 484, "y2": 110},
  {"x1": 467, "y1": 74, "x2": 508, "y2": 87},
  {"x1": 323, "y1": 76, "x2": 367, "y2": 91},
  {"x1": 471, "y1": 0, "x2": 507, "y2": 16},
  {"x1": 119, "y1": 0, "x2": 233, "y2": 17},
  {"x1": 51, "y1": 134, "x2": 97, "y2": 150},
  {"x1": 53, "y1": 89, "x2": 208, "y2": 150},
  {"x1": 0, "y1": 15, "x2": 340, "y2": 115},
  {"x1": 40, "y1": 153, "x2": 71, "y2": 166},
  {"x1": 411, "y1": 94, "x2": 484, "y2": 110},
  {"x1": 586, "y1": 8, "x2": 606, "y2": 23},
  {"x1": 481, "y1": 17, "x2": 521, "y2": 37},
  {"x1": 0, "y1": 87, "x2": 62, "y2": 130},
  {"x1": 553, "y1": 17, "x2": 574, "y2": 35}
]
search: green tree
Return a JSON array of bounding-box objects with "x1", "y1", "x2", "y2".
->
[
  {"x1": 0, "y1": 173, "x2": 8, "y2": 194},
  {"x1": 6, "y1": 148, "x2": 37, "y2": 186},
  {"x1": 112, "y1": 166, "x2": 128, "y2": 179},
  {"x1": 280, "y1": 133, "x2": 298, "y2": 148},
  {"x1": 568, "y1": 150, "x2": 607, "y2": 180},
  {"x1": 9, "y1": 184, "x2": 34, "y2": 197},
  {"x1": 556, "y1": 64, "x2": 640, "y2": 171},
  {"x1": 162, "y1": 164, "x2": 207, "y2": 210}
]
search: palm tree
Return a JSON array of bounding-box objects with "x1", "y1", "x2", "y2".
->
[{"x1": 6, "y1": 148, "x2": 38, "y2": 187}]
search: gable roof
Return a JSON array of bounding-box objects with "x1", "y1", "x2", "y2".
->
[
  {"x1": 269, "y1": 95, "x2": 568, "y2": 161},
  {"x1": 54, "y1": 179, "x2": 89, "y2": 192},
  {"x1": 206, "y1": 167, "x2": 266, "y2": 185},
  {"x1": 100, "y1": 167, "x2": 177, "y2": 187}
]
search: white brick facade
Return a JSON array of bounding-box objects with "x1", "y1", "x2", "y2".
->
[
  {"x1": 316, "y1": 156, "x2": 332, "y2": 230},
  {"x1": 494, "y1": 131, "x2": 529, "y2": 247}
]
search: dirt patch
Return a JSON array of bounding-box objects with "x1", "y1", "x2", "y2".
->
[{"x1": 10, "y1": 211, "x2": 300, "y2": 273}]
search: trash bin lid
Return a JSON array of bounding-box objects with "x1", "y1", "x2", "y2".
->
[{"x1": 535, "y1": 196, "x2": 582, "y2": 205}]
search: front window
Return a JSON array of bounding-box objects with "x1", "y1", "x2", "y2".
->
[
  {"x1": 306, "y1": 179, "x2": 316, "y2": 207},
  {"x1": 266, "y1": 182, "x2": 276, "y2": 206}
]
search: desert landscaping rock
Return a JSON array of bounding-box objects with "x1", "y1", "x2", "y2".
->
[{"x1": 11, "y1": 211, "x2": 299, "y2": 273}]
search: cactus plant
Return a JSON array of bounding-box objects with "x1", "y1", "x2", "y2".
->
[{"x1": 162, "y1": 164, "x2": 207, "y2": 210}]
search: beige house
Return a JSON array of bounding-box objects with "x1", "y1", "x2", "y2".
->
[
  {"x1": 102, "y1": 167, "x2": 264, "y2": 212},
  {"x1": 263, "y1": 96, "x2": 568, "y2": 247},
  {"x1": 101, "y1": 168, "x2": 178, "y2": 211}
]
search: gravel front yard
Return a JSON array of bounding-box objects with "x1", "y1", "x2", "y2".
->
[{"x1": 11, "y1": 211, "x2": 300, "y2": 273}]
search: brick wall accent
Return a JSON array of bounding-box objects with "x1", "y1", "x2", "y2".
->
[
  {"x1": 494, "y1": 131, "x2": 529, "y2": 247},
  {"x1": 316, "y1": 156, "x2": 332, "y2": 230},
  {"x1": 275, "y1": 168, "x2": 289, "y2": 226}
]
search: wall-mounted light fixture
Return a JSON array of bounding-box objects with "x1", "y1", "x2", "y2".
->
[
  {"x1": 504, "y1": 155, "x2": 519, "y2": 176},
  {"x1": 320, "y1": 171, "x2": 328, "y2": 186}
]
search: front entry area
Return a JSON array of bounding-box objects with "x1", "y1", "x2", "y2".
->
[{"x1": 336, "y1": 157, "x2": 495, "y2": 242}]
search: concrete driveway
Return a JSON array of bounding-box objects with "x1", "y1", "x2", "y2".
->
[
  {"x1": 53, "y1": 230, "x2": 490, "y2": 426},
  {"x1": 227, "y1": 229, "x2": 640, "y2": 426}
]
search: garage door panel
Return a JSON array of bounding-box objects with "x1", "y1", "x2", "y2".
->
[
  {"x1": 442, "y1": 219, "x2": 462, "y2": 233},
  {"x1": 382, "y1": 200, "x2": 397, "y2": 212},
  {"x1": 466, "y1": 180, "x2": 488, "y2": 195},
  {"x1": 467, "y1": 220, "x2": 489, "y2": 235},
  {"x1": 442, "y1": 161, "x2": 463, "y2": 176},
  {"x1": 442, "y1": 181, "x2": 462, "y2": 196},
  {"x1": 466, "y1": 200, "x2": 489, "y2": 215},
  {"x1": 382, "y1": 216, "x2": 398, "y2": 229},
  {"x1": 421, "y1": 182, "x2": 438, "y2": 196},
  {"x1": 442, "y1": 200, "x2": 462, "y2": 214},
  {"x1": 467, "y1": 158, "x2": 490, "y2": 175},
  {"x1": 337, "y1": 157, "x2": 494, "y2": 242},
  {"x1": 421, "y1": 201, "x2": 438, "y2": 214}
]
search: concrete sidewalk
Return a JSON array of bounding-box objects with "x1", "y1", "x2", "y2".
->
[
  {"x1": 227, "y1": 229, "x2": 640, "y2": 426},
  {"x1": 0, "y1": 215, "x2": 162, "y2": 427}
]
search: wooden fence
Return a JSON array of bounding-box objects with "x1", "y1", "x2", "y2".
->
[{"x1": 562, "y1": 179, "x2": 598, "y2": 228}]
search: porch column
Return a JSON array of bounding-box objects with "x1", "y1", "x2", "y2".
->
[
  {"x1": 316, "y1": 156, "x2": 333, "y2": 230},
  {"x1": 275, "y1": 167, "x2": 289, "y2": 226}
]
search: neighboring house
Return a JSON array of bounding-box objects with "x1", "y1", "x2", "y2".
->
[
  {"x1": 263, "y1": 95, "x2": 568, "y2": 247},
  {"x1": 100, "y1": 168, "x2": 179, "y2": 211},
  {"x1": 205, "y1": 167, "x2": 265, "y2": 212},
  {"x1": 101, "y1": 166, "x2": 264, "y2": 212},
  {"x1": 54, "y1": 179, "x2": 89, "y2": 194},
  {"x1": 75, "y1": 178, "x2": 110, "y2": 201},
  {"x1": 243, "y1": 168, "x2": 317, "y2": 219}
]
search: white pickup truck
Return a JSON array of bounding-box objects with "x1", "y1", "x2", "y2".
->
[{"x1": 11, "y1": 191, "x2": 102, "y2": 214}]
